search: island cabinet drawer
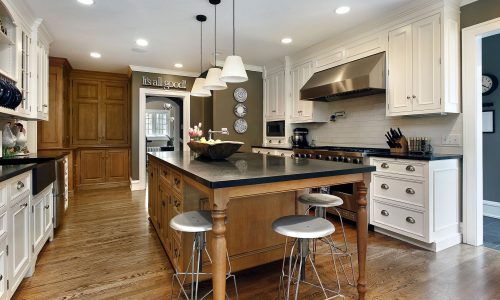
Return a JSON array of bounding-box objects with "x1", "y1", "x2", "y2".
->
[
  {"x1": 171, "y1": 192, "x2": 183, "y2": 215},
  {"x1": 10, "y1": 173, "x2": 30, "y2": 200},
  {"x1": 373, "y1": 175, "x2": 425, "y2": 208},
  {"x1": 171, "y1": 170, "x2": 183, "y2": 195},
  {"x1": 159, "y1": 165, "x2": 171, "y2": 184},
  {"x1": 372, "y1": 200, "x2": 425, "y2": 240},
  {"x1": 372, "y1": 158, "x2": 425, "y2": 178},
  {"x1": 171, "y1": 236, "x2": 182, "y2": 271}
]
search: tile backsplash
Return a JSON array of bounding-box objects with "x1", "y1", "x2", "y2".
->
[{"x1": 301, "y1": 94, "x2": 463, "y2": 154}]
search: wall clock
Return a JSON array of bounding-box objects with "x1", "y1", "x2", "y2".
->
[
  {"x1": 482, "y1": 74, "x2": 498, "y2": 96},
  {"x1": 234, "y1": 103, "x2": 247, "y2": 118},
  {"x1": 234, "y1": 118, "x2": 248, "y2": 134},
  {"x1": 234, "y1": 87, "x2": 247, "y2": 102}
]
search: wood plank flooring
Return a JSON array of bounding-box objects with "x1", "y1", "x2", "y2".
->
[{"x1": 12, "y1": 187, "x2": 500, "y2": 299}]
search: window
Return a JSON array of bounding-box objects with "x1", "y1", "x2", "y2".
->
[{"x1": 145, "y1": 110, "x2": 171, "y2": 138}]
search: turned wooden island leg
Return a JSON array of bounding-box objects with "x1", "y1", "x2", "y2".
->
[
  {"x1": 210, "y1": 190, "x2": 230, "y2": 300},
  {"x1": 356, "y1": 182, "x2": 368, "y2": 300}
]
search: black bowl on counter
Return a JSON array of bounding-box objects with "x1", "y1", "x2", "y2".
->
[{"x1": 188, "y1": 141, "x2": 244, "y2": 160}]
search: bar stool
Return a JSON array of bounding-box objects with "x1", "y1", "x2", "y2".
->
[
  {"x1": 169, "y1": 210, "x2": 238, "y2": 300},
  {"x1": 298, "y1": 193, "x2": 356, "y2": 286},
  {"x1": 273, "y1": 215, "x2": 342, "y2": 300}
]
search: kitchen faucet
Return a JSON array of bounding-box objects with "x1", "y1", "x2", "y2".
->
[{"x1": 208, "y1": 128, "x2": 229, "y2": 140}]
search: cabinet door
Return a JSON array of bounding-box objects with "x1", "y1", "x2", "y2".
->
[
  {"x1": 158, "y1": 184, "x2": 170, "y2": 245},
  {"x1": 291, "y1": 66, "x2": 302, "y2": 120},
  {"x1": 275, "y1": 71, "x2": 286, "y2": 119},
  {"x1": 299, "y1": 62, "x2": 314, "y2": 119},
  {"x1": 388, "y1": 24, "x2": 413, "y2": 114},
  {"x1": 105, "y1": 149, "x2": 129, "y2": 183},
  {"x1": 148, "y1": 163, "x2": 158, "y2": 226},
  {"x1": 31, "y1": 194, "x2": 44, "y2": 255},
  {"x1": 412, "y1": 14, "x2": 441, "y2": 112},
  {"x1": 38, "y1": 66, "x2": 64, "y2": 149},
  {"x1": 9, "y1": 194, "x2": 30, "y2": 290},
  {"x1": 265, "y1": 76, "x2": 275, "y2": 119},
  {"x1": 72, "y1": 79, "x2": 101, "y2": 145},
  {"x1": 101, "y1": 81, "x2": 129, "y2": 145},
  {"x1": 43, "y1": 191, "x2": 52, "y2": 236},
  {"x1": 79, "y1": 150, "x2": 106, "y2": 185},
  {"x1": 0, "y1": 238, "x2": 6, "y2": 300}
]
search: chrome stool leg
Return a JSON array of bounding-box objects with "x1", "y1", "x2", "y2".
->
[{"x1": 332, "y1": 208, "x2": 356, "y2": 286}]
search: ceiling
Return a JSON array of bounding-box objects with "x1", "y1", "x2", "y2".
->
[{"x1": 24, "y1": 0, "x2": 415, "y2": 74}]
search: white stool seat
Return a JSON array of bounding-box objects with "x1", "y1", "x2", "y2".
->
[
  {"x1": 299, "y1": 193, "x2": 344, "y2": 208},
  {"x1": 272, "y1": 215, "x2": 335, "y2": 239},
  {"x1": 170, "y1": 210, "x2": 212, "y2": 233}
]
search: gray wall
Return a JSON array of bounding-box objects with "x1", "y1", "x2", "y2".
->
[
  {"x1": 461, "y1": 0, "x2": 500, "y2": 28},
  {"x1": 482, "y1": 34, "x2": 500, "y2": 202}
]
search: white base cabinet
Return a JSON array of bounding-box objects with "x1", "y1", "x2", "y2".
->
[
  {"x1": 8, "y1": 191, "x2": 30, "y2": 294},
  {"x1": 31, "y1": 185, "x2": 53, "y2": 257},
  {"x1": 369, "y1": 157, "x2": 461, "y2": 252}
]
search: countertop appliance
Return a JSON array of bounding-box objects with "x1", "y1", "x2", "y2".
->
[
  {"x1": 291, "y1": 128, "x2": 309, "y2": 148},
  {"x1": 53, "y1": 157, "x2": 68, "y2": 229},
  {"x1": 266, "y1": 120, "x2": 285, "y2": 137},
  {"x1": 300, "y1": 52, "x2": 386, "y2": 102},
  {"x1": 294, "y1": 146, "x2": 383, "y2": 222}
]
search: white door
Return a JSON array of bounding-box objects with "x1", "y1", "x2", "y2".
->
[
  {"x1": 299, "y1": 62, "x2": 314, "y2": 119},
  {"x1": 9, "y1": 194, "x2": 30, "y2": 291},
  {"x1": 265, "y1": 76, "x2": 276, "y2": 119},
  {"x1": 31, "y1": 194, "x2": 44, "y2": 255},
  {"x1": 0, "y1": 238, "x2": 7, "y2": 300},
  {"x1": 388, "y1": 24, "x2": 413, "y2": 114},
  {"x1": 291, "y1": 66, "x2": 302, "y2": 120},
  {"x1": 411, "y1": 14, "x2": 441, "y2": 112},
  {"x1": 274, "y1": 71, "x2": 286, "y2": 119},
  {"x1": 43, "y1": 191, "x2": 52, "y2": 236}
]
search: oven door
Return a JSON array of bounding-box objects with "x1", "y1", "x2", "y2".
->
[
  {"x1": 326, "y1": 184, "x2": 359, "y2": 222},
  {"x1": 266, "y1": 121, "x2": 285, "y2": 137}
]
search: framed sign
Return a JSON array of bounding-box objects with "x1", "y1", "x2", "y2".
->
[{"x1": 483, "y1": 110, "x2": 495, "y2": 133}]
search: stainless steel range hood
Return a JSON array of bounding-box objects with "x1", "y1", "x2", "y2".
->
[{"x1": 300, "y1": 52, "x2": 386, "y2": 102}]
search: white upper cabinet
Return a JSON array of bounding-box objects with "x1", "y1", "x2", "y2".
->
[
  {"x1": 264, "y1": 69, "x2": 286, "y2": 120},
  {"x1": 290, "y1": 61, "x2": 328, "y2": 123},
  {"x1": 387, "y1": 12, "x2": 459, "y2": 116}
]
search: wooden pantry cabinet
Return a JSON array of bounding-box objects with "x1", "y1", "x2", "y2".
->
[
  {"x1": 71, "y1": 71, "x2": 130, "y2": 147},
  {"x1": 76, "y1": 148, "x2": 129, "y2": 189}
]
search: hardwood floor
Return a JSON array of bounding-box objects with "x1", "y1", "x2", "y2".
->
[{"x1": 13, "y1": 187, "x2": 500, "y2": 299}]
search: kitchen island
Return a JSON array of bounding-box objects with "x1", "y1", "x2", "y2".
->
[{"x1": 147, "y1": 151, "x2": 375, "y2": 299}]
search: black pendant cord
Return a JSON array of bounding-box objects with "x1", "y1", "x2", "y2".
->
[
  {"x1": 214, "y1": 4, "x2": 217, "y2": 67},
  {"x1": 232, "y1": 0, "x2": 235, "y2": 55},
  {"x1": 200, "y1": 21, "x2": 203, "y2": 73}
]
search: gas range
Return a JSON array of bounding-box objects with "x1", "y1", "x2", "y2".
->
[{"x1": 293, "y1": 146, "x2": 387, "y2": 164}]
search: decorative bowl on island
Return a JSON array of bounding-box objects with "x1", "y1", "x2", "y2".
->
[{"x1": 188, "y1": 140, "x2": 244, "y2": 160}]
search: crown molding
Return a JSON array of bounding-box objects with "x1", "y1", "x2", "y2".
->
[
  {"x1": 128, "y1": 65, "x2": 200, "y2": 78},
  {"x1": 460, "y1": 0, "x2": 478, "y2": 6}
]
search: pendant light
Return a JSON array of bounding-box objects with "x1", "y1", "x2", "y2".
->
[
  {"x1": 203, "y1": 0, "x2": 227, "y2": 91},
  {"x1": 191, "y1": 15, "x2": 212, "y2": 97},
  {"x1": 220, "y1": 0, "x2": 248, "y2": 83}
]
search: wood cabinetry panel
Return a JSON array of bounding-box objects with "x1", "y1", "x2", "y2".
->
[
  {"x1": 103, "y1": 81, "x2": 127, "y2": 101},
  {"x1": 79, "y1": 150, "x2": 106, "y2": 185},
  {"x1": 74, "y1": 80, "x2": 99, "y2": 100},
  {"x1": 106, "y1": 149, "x2": 129, "y2": 182},
  {"x1": 73, "y1": 102, "x2": 100, "y2": 145},
  {"x1": 102, "y1": 102, "x2": 128, "y2": 144}
]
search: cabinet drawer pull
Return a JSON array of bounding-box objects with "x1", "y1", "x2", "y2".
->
[
  {"x1": 381, "y1": 184, "x2": 389, "y2": 190},
  {"x1": 406, "y1": 188, "x2": 415, "y2": 195},
  {"x1": 44, "y1": 205, "x2": 50, "y2": 209},
  {"x1": 280, "y1": 153, "x2": 285, "y2": 157},
  {"x1": 20, "y1": 203, "x2": 28, "y2": 208},
  {"x1": 406, "y1": 96, "x2": 411, "y2": 100},
  {"x1": 406, "y1": 217, "x2": 416, "y2": 224},
  {"x1": 174, "y1": 178, "x2": 181, "y2": 186},
  {"x1": 17, "y1": 181, "x2": 25, "y2": 190},
  {"x1": 174, "y1": 199, "x2": 181, "y2": 208},
  {"x1": 162, "y1": 171, "x2": 168, "y2": 177},
  {"x1": 0, "y1": 274, "x2": 2, "y2": 281},
  {"x1": 381, "y1": 163, "x2": 389, "y2": 169},
  {"x1": 381, "y1": 210, "x2": 389, "y2": 216},
  {"x1": 406, "y1": 165, "x2": 416, "y2": 172}
]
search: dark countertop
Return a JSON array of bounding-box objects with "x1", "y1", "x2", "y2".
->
[
  {"x1": 148, "y1": 151, "x2": 375, "y2": 189},
  {"x1": 367, "y1": 152, "x2": 463, "y2": 161},
  {"x1": 0, "y1": 152, "x2": 69, "y2": 164},
  {"x1": 251, "y1": 145, "x2": 294, "y2": 150},
  {"x1": 0, "y1": 164, "x2": 37, "y2": 182}
]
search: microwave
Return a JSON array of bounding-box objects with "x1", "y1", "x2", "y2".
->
[{"x1": 266, "y1": 121, "x2": 285, "y2": 137}]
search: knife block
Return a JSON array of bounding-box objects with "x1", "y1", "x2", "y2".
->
[{"x1": 390, "y1": 136, "x2": 409, "y2": 154}]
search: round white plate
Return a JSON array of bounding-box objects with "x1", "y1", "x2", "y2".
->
[
  {"x1": 234, "y1": 118, "x2": 248, "y2": 134},
  {"x1": 234, "y1": 103, "x2": 247, "y2": 117},
  {"x1": 233, "y1": 88, "x2": 248, "y2": 102}
]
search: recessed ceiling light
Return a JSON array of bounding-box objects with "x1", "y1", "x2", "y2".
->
[
  {"x1": 136, "y1": 39, "x2": 148, "y2": 47},
  {"x1": 335, "y1": 6, "x2": 351, "y2": 15},
  {"x1": 174, "y1": 63, "x2": 183, "y2": 68},
  {"x1": 281, "y1": 37, "x2": 293, "y2": 44},
  {"x1": 77, "y1": 0, "x2": 94, "y2": 5},
  {"x1": 90, "y1": 52, "x2": 101, "y2": 58}
]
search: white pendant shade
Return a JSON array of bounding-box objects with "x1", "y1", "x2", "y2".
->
[
  {"x1": 203, "y1": 67, "x2": 227, "y2": 90},
  {"x1": 220, "y1": 55, "x2": 248, "y2": 83},
  {"x1": 191, "y1": 78, "x2": 212, "y2": 97}
]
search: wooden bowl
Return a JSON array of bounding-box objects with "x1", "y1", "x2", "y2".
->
[{"x1": 188, "y1": 141, "x2": 244, "y2": 160}]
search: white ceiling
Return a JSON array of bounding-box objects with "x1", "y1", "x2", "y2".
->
[{"x1": 24, "y1": 0, "x2": 415, "y2": 74}]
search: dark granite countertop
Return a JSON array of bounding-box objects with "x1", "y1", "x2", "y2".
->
[
  {"x1": 367, "y1": 152, "x2": 463, "y2": 161},
  {"x1": 0, "y1": 164, "x2": 37, "y2": 182},
  {"x1": 148, "y1": 151, "x2": 375, "y2": 189},
  {"x1": 0, "y1": 152, "x2": 69, "y2": 164}
]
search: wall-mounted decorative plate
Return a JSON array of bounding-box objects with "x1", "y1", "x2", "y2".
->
[
  {"x1": 234, "y1": 103, "x2": 247, "y2": 118},
  {"x1": 234, "y1": 87, "x2": 247, "y2": 103},
  {"x1": 234, "y1": 118, "x2": 248, "y2": 134}
]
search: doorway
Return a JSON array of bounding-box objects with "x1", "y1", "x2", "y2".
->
[
  {"x1": 145, "y1": 96, "x2": 183, "y2": 152},
  {"x1": 462, "y1": 17, "x2": 500, "y2": 246}
]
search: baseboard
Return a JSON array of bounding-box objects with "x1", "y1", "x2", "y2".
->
[
  {"x1": 77, "y1": 181, "x2": 129, "y2": 191},
  {"x1": 130, "y1": 178, "x2": 145, "y2": 191},
  {"x1": 374, "y1": 226, "x2": 461, "y2": 252},
  {"x1": 484, "y1": 200, "x2": 500, "y2": 219}
]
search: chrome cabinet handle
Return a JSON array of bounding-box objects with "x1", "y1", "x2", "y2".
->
[
  {"x1": 406, "y1": 96, "x2": 411, "y2": 100},
  {"x1": 381, "y1": 163, "x2": 389, "y2": 169},
  {"x1": 20, "y1": 203, "x2": 28, "y2": 208},
  {"x1": 406, "y1": 165, "x2": 416, "y2": 172},
  {"x1": 272, "y1": 110, "x2": 276, "y2": 112},
  {"x1": 381, "y1": 184, "x2": 389, "y2": 190},
  {"x1": 42, "y1": 104, "x2": 48, "y2": 107},
  {"x1": 280, "y1": 153, "x2": 285, "y2": 157},
  {"x1": 406, "y1": 217, "x2": 416, "y2": 224},
  {"x1": 17, "y1": 181, "x2": 25, "y2": 190},
  {"x1": 381, "y1": 210, "x2": 389, "y2": 216},
  {"x1": 0, "y1": 274, "x2": 2, "y2": 281},
  {"x1": 44, "y1": 205, "x2": 50, "y2": 209},
  {"x1": 412, "y1": 95, "x2": 416, "y2": 99},
  {"x1": 267, "y1": 152, "x2": 271, "y2": 155},
  {"x1": 174, "y1": 178, "x2": 181, "y2": 186},
  {"x1": 291, "y1": 154, "x2": 295, "y2": 158},
  {"x1": 406, "y1": 188, "x2": 415, "y2": 195}
]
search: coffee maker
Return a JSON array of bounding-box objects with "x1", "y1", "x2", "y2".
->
[{"x1": 291, "y1": 128, "x2": 309, "y2": 148}]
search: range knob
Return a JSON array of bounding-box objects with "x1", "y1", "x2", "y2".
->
[
  {"x1": 344, "y1": 157, "x2": 351, "y2": 163},
  {"x1": 326, "y1": 156, "x2": 333, "y2": 161},
  {"x1": 334, "y1": 156, "x2": 341, "y2": 162},
  {"x1": 340, "y1": 156, "x2": 345, "y2": 162},
  {"x1": 307, "y1": 154, "x2": 313, "y2": 159},
  {"x1": 353, "y1": 158, "x2": 361, "y2": 164},
  {"x1": 299, "y1": 154, "x2": 307, "y2": 158},
  {"x1": 316, "y1": 154, "x2": 322, "y2": 159}
]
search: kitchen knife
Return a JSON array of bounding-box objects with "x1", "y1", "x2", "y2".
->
[
  {"x1": 391, "y1": 128, "x2": 400, "y2": 139},
  {"x1": 397, "y1": 128, "x2": 403, "y2": 137}
]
